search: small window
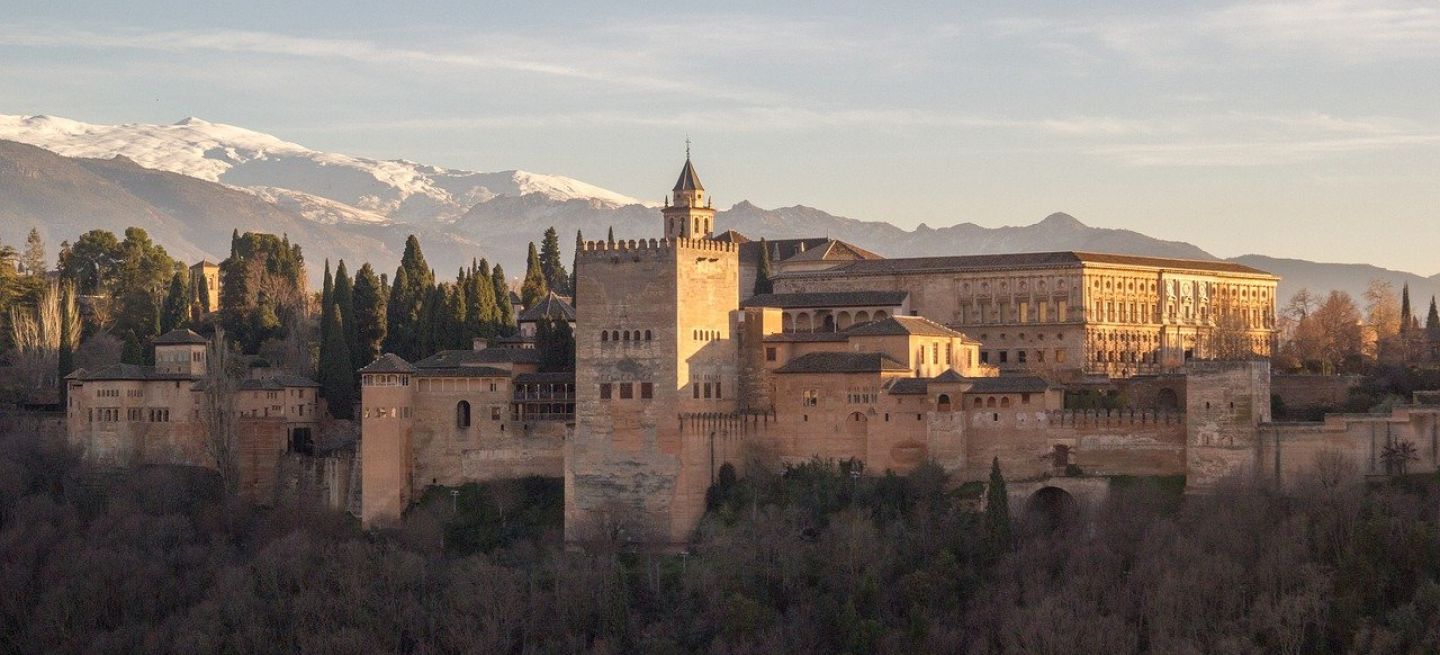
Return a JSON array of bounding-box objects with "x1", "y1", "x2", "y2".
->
[
  {"x1": 766, "y1": 347, "x2": 777, "y2": 362},
  {"x1": 490, "y1": 406, "x2": 501, "y2": 420},
  {"x1": 600, "y1": 383, "x2": 613, "y2": 400},
  {"x1": 640, "y1": 383, "x2": 653, "y2": 399},
  {"x1": 703, "y1": 383, "x2": 712, "y2": 399},
  {"x1": 715, "y1": 382, "x2": 722, "y2": 399},
  {"x1": 620, "y1": 383, "x2": 633, "y2": 399},
  {"x1": 456, "y1": 401, "x2": 471, "y2": 428},
  {"x1": 999, "y1": 351, "x2": 1009, "y2": 364},
  {"x1": 803, "y1": 390, "x2": 818, "y2": 407},
  {"x1": 602, "y1": 331, "x2": 609, "y2": 342},
  {"x1": 693, "y1": 383, "x2": 700, "y2": 399},
  {"x1": 645, "y1": 330, "x2": 653, "y2": 341}
]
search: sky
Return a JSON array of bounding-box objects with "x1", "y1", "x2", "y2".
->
[{"x1": 2, "y1": 0, "x2": 1438, "y2": 273}]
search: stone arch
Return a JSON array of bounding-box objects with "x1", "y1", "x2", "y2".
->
[
  {"x1": 854, "y1": 310, "x2": 870, "y2": 324},
  {"x1": 937, "y1": 393, "x2": 952, "y2": 412},
  {"x1": 1156, "y1": 388, "x2": 1179, "y2": 410},
  {"x1": 1024, "y1": 486, "x2": 1077, "y2": 532},
  {"x1": 837, "y1": 311, "x2": 853, "y2": 330},
  {"x1": 846, "y1": 411, "x2": 867, "y2": 439},
  {"x1": 873, "y1": 310, "x2": 888, "y2": 320},
  {"x1": 645, "y1": 330, "x2": 653, "y2": 341},
  {"x1": 822, "y1": 314, "x2": 836, "y2": 332},
  {"x1": 782, "y1": 312, "x2": 795, "y2": 333},
  {"x1": 797, "y1": 312, "x2": 813, "y2": 332}
]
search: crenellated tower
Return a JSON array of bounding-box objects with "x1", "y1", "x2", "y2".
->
[{"x1": 661, "y1": 147, "x2": 716, "y2": 239}]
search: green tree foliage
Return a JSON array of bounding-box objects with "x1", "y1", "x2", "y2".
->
[
  {"x1": 492, "y1": 264, "x2": 515, "y2": 333},
  {"x1": 571, "y1": 230, "x2": 582, "y2": 306},
  {"x1": 160, "y1": 269, "x2": 190, "y2": 334},
  {"x1": 318, "y1": 291, "x2": 354, "y2": 419},
  {"x1": 754, "y1": 238, "x2": 774, "y2": 296},
  {"x1": 218, "y1": 232, "x2": 306, "y2": 354},
  {"x1": 1427, "y1": 297, "x2": 1440, "y2": 343},
  {"x1": 538, "y1": 227, "x2": 570, "y2": 296},
  {"x1": 383, "y1": 235, "x2": 435, "y2": 360},
  {"x1": 22, "y1": 227, "x2": 45, "y2": 276},
  {"x1": 1400, "y1": 283, "x2": 1414, "y2": 333},
  {"x1": 984, "y1": 457, "x2": 1012, "y2": 555},
  {"x1": 57, "y1": 229, "x2": 122, "y2": 294},
  {"x1": 520, "y1": 242, "x2": 548, "y2": 309},
  {"x1": 351, "y1": 263, "x2": 386, "y2": 368},
  {"x1": 333, "y1": 260, "x2": 357, "y2": 366},
  {"x1": 535, "y1": 318, "x2": 575, "y2": 372}
]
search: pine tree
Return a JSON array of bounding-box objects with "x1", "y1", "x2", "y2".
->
[
  {"x1": 352, "y1": 263, "x2": 386, "y2": 368},
  {"x1": 539, "y1": 227, "x2": 571, "y2": 296},
  {"x1": 22, "y1": 227, "x2": 45, "y2": 276},
  {"x1": 160, "y1": 269, "x2": 189, "y2": 334},
  {"x1": 318, "y1": 299, "x2": 354, "y2": 419},
  {"x1": 492, "y1": 265, "x2": 515, "y2": 333},
  {"x1": 521, "y1": 242, "x2": 549, "y2": 309},
  {"x1": 754, "y1": 237, "x2": 775, "y2": 296},
  {"x1": 984, "y1": 457, "x2": 1013, "y2": 556}
]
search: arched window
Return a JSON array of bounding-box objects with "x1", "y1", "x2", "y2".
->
[
  {"x1": 986, "y1": 396, "x2": 997, "y2": 407},
  {"x1": 456, "y1": 401, "x2": 471, "y2": 428},
  {"x1": 623, "y1": 331, "x2": 631, "y2": 341},
  {"x1": 973, "y1": 397, "x2": 983, "y2": 407},
  {"x1": 937, "y1": 394, "x2": 952, "y2": 412},
  {"x1": 1000, "y1": 397, "x2": 1012, "y2": 408},
  {"x1": 602, "y1": 331, "x2": 609, "y2": 342},
  {"x1": 645, "y1": 330, "x2": 653, "y2": 341},
  {"x1": 610, "y1": 330, "x2": 619, "y2": 341}
]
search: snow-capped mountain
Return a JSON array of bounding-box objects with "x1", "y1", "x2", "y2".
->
[{"x1": 0, "y1": 114, "x2": 648, "y2": 223}]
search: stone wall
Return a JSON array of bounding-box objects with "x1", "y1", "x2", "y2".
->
[
  {"x1": 1184, "y1": 360, "x2": 1271, "y2": 489},
  {"x1": 1271, "y1": 374, "x2": 1363, "y2": 415}
]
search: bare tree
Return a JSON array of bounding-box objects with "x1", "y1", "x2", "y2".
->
[
  {"x1": 200, "y1": 328, "x2": 242, "y2": 495},
  {"x1": 8, "y1": 280, "x2": 77, "y2": 392},
  {"x1": 1379, "y1": 439, "x2": 1418, "y2": 476}
]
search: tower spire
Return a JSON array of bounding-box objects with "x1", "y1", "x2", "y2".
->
[{"x1": 685, "y1": 135, "x2": 691, "y2": 160}]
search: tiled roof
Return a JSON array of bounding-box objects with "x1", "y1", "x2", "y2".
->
[
  {"x1": 517, "y1": 291, "x2": 575, "y2": 323},
  {"x1": 742, "y1": 290, "x2": 908, "y2": 309},
  {"x1": 673, "y1": 157, "x2": 704, "y2": 192},
  {"x1": 513, "y1": 372, "x2": 576, "y2": 384},
  {"x1": 779, "y1": 239, "x2": 883, "y2": 263},
  {"x1": 968, "y1": 376, "x2": 1052, "y2": 394},
  {"x1": 761, "y1": 332, "x2": 850, "y2": 343},
  {"x1": 845, "y1": 315, "x2": 968, "y2": 339},
  {"x1": 887, "y1": 378, "x2": 930, "y2": 395},
  {"x1": 711, "y1": 230, "x2": 751, "y2": 244},
  {"x1": 153, "y1": 328, "x2": 209, "y2": 345},
  {"x1": 70, "y1": 363, "x2": 198, "y2": 381},
  {"x1": 932, "y1": 369, "x2": 967, "y2": 383},
  {"x1": 413, "y1": 366, "x2": 512, "y2": 378},
  {"x1": 413, "y1": 348, "x2": 540, "y2": 367},
  {"x1": 774, "y1": 352, "x2": 910, "y2": 374},
  {"x1": 787, "y1": 251, "x2": 1273, "y2": 277},
  {"x1": 239, "y1": 374, "x2": 320, "y2": 390},
  {"x1": 359, "y1": 353, "x2": 415, "y2": 373}
]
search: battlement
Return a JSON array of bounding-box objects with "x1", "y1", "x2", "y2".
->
[
  {"x1": 1045, "y1": 408, "x2": 1185, "y2": 427},
  {"x1": 578, "y1": 237, "x2": 738, "y2": 257}
]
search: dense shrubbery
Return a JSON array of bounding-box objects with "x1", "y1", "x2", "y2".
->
[{"x1": 2, "y1": 423, "x2": 1439, "y2": 653}]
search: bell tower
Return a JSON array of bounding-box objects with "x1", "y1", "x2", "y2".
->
[{"x1": 661, "y1": 142, "x2": 716, "y2": 239}]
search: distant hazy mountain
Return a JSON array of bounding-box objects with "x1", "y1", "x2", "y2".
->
[
  {"x1": 1229, "y1": 255, "x2": 1440, "y2": 310},
  {"x1": 0, "y1": 114, "x2": 1431, "y2": 303}
]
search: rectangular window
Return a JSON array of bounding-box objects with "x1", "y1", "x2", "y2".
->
[
  {"x1": 600, "y1": 383, "x2": 612, "y2": 400},
  {"x1": 1018, "y1": 351, "x2": 1027, "y2": 364},
  {"x1": 946, "y1": 343, "x2": 953, "y2": 365},
  {"x1": 932, "y1": 342, "x2": 940, "y2": 364},
  {"x1": 693, "y1": 383, "x2": 700, "y2": 399},
  {"x1": 980, "y1": 351, "x2": 989, "y2": 364},
  {"x1": 803, "y1": 390, "x2": 818, "y2": 407},
  {"x1": 1022, "y1": 393, "x2": 1032, "y2": 404},
  {"x1": 715, "y1": 382, "x2": 722, "y2": 399},
  {"x1": 999, "y1": 351, "x2": 1009, "y2": 364},
  {"x1": 620, "y1": 383, "x2": 633, "y2": 399},
  {"x1": 1055, "y1": 349, "x2": 1067, "y2": 363},
  {"x1": 765, "y1": 347, "x2": 777, "y2": 362},
  {"x1": 491, "y1": 406, "x2": 501, "y2": 420},
  {"x1": 702, "y1": 383, "x2": 712, "y2": 399},
  {"x1": 640, "y1": 383, "x2": 653, "y2": 399},
  {"x1": 1037, "y1": 350, "x2": 1045, "y2": 363}
]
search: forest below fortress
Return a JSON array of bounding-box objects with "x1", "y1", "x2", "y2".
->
[{"x1": 2, "y1": 416, "x2": 1439, "y2": 653}]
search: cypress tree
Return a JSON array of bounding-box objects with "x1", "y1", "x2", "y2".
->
[
  {"x1": 984, "y1": 457, "x2": 1013, "y2": 556},
  {"x1": 754, "y1": 237, "x2": 774, "y2": 296},
  {"x1": 334, "y1": 260, "x2": 356, "y2": 363},
  {"x1": 1400, "y1": 283, "x2": 1414, "y2": 333},
  {"x1": 160, "y1": 269, "x2": 189, "y2": 334},
  {"x1": 1427, "y1": 297, "x2": 1440, "y2": 343},
  {"x1": 536, "y1": 318, "x2": 576, "y2": 372},
  {"x1": 352, "y1": 263, "x2": 386, "y2": 368},
  {"x1": 470, "y1": 262, "x2": 500, "y2": 338},
  {"x1": 384, "y1": 266, "x2": 412, "y2": 358},
  {"x1": 446, "y1": 282, "x2": 468, "y2": 350},
  {"x1": 319, "y1": 300, "x2": 354, "y2": 419},
  {"x1": 539, "y1": 227, "x2": 570, "y2": 296},
  {"x1": 607, "y1": 226, "x2": 614, "y2": 244},
  {"x1": 571, "y1": 230, "x2": 583, "y2": 306},
  {"x1": 521, "y1": 242, "x2": 548, "y2": 309},
  {"x1": 492, "y1": 265, "x2": 515, "y2": 332},
  {"x1": 58, "y1": 283, "x2": 75, "y2": 406}
]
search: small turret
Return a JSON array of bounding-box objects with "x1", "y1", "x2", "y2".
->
[{"x1": 661, "y1": 143, "x2": 717, "y2": 240}]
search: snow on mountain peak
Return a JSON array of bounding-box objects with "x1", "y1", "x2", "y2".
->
[{"x1": 0, "y1": 114, "x2": 649, "y2": 223}]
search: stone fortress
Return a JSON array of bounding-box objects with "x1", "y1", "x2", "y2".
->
[
  {"x1": 354, "y1": 154, "x2": 1440, "y2": 546},
  {"x1": 58, "y1": 154, "x2": 1440, "y2": 547}
]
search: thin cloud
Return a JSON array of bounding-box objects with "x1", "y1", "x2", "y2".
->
[{"x1": 0, "y1": 25, "x2": 777, "y2": 103}]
